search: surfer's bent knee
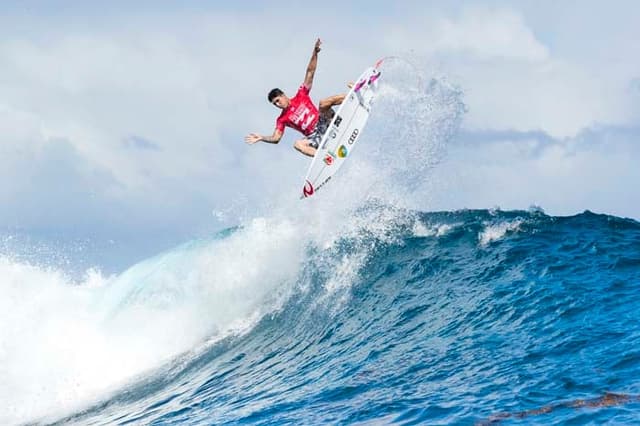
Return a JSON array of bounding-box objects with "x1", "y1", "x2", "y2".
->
[
  {"x1": 319, "y1": 98, "x2": 331, "y2": 110},
  {"x1": 294, "y1": 139, "x2": 311, "y2": 149}
]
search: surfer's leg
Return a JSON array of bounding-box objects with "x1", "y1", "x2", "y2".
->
[{"x1": 294, "y1": 139, "x2": 316, "y2": 157}]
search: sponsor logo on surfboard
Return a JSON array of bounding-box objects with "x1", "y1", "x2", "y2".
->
[
  {"x1": 334, "y1": 116, "x2": 342, "y2": 127},
  {"x1": 324, "y1": 154, "x2": 334, "y2": 165},
  {"x1": 337, "y1": 145, "x2": 348, "y2": 158},
  {"x1": 317, "y1": 176, "x2": 331, "y2": 191},
  {"x1": 348, "y1": 129, "x2": 359, "y2": 145},
  {"x1": 368, "y1": 71, "x2": 381, "y2": 85},
  {"x1": 303, "y1": 180, "x2": 315, "y2": 198}
]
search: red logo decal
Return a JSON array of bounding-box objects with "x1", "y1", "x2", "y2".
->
[
  {"x1": 303, "y1": 180, "x2": 314, "y2": 198},
  {"x1": 324, "y1": 154, "x2": 334, "y2": 165}
]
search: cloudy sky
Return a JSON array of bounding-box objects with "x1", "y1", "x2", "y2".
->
[{"x1": 1, "y1": 1, "x2": 638, "y2": 260}]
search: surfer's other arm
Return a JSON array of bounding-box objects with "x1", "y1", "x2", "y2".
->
[
  {"x1": 244, "y1": 128, "x2": 283, "y2": 145},
  {"x1": 303, "y1": 38, "x2": 321, "y2": 90}
]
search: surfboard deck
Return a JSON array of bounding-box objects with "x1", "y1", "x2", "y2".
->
[{"x1": 301, "y1": 59, "x2": 383, "y2": 198}]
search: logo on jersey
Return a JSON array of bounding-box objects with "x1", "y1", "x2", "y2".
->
[
  {"x1": 289, "y1": 105, "x2": 316, "y2": 132},
  {"x1": 337, "y1": 145, "x2": 348, "y2": 158},
  {"x1": 303, "y1": 180, "x2": 314, "y2": 198}
]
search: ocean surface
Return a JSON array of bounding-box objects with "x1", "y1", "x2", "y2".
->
[{"x1": 2, "y1": 207, "x2": 640, "y2": 425}]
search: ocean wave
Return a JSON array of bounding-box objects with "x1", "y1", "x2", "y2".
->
[{"x1": 2, "y1": 209, "x2": 636, "y2": 425}]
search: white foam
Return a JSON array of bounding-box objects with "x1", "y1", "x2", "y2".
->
[
  {"x1": 478, "y1": 219, "x2": 523, "y2": 246},
  {"x1": 412, "y1": 221, "x2": 455, "y2": 237},
  {"x1": 0, "y1": 217, "x2": 307, "y2": 425}
]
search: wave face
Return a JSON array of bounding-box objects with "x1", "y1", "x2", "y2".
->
[{"x1": 6, "y1": 208, "x2": 632, "y2": 425}]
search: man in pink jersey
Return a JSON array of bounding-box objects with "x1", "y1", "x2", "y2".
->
[{"x1": 245, "y1": 38, "x2": 346, "y2": 157}]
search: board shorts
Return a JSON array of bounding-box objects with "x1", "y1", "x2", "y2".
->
[{"x1": 308, "y1": 109, "x2": 335, "y2": 149}]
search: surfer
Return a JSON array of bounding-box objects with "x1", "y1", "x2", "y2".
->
[{"x1": 244, "y1": 38, "x2": 346, "y2": 157}]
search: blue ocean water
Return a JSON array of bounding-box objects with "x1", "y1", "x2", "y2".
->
[{"x1": 4, "y1": 208, "x2": 636, "y2": 425}]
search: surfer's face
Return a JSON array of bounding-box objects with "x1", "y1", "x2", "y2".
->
[{"x1": 271, "y1": 94, "x2": 289, "y2": 109}]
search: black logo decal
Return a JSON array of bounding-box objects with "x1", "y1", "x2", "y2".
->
[
  {"x1": 348, "y1": 129, "x2": 359, "y2": 145},
  {"x1": 334, "y1": 116, "x2": 342, "y2": 127}
]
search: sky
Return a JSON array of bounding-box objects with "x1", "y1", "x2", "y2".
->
[{"x1": 1, "y1": 0, "x2": 639, "y2": 264}]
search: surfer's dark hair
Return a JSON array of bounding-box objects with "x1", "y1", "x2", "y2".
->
[{"x1": 268, "y1": 88, "x2": 284, "y2": 103}]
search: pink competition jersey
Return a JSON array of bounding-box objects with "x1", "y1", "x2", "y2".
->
[{"x1": 275, "y1": 85, "x2": 319, "y2": 137}]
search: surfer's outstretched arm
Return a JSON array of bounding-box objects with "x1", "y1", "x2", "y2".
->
[
  {"x1": 303, "y1": 38, "x2": 321, "y2": 90},
  {"x1": 245, "y1": 128, "x2": 283, "y2": 145}
]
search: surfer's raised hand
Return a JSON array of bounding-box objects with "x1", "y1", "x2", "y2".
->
[
  {"x1": 245, "y1": 133, "x2": 261, "y2": 144},
  {"x1": 304, "y1": 39, "x2": 322, "y2": 90}
]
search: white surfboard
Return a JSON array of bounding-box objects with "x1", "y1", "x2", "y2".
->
[{"x1": 301, "y1": 59, "x2": 383, "y2": 198}]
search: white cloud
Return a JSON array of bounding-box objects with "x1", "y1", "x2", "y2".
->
[
  {"x1": 428, "y1": 7, "x2": 549, "y2": 62},
  {"x1": 457, "y1": 58, "x2": 634, "y2": 137},
  {"x1": 425, "y1": 126, "x2": 640, "y2": 219},
  {"x1": 379, "y1": 5, "x2": 638, "y2": 137}
]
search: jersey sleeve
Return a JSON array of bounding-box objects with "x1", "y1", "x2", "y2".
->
[
  {"x1": 275, "y1": 114, "x2": 286, "y2": 133},
  {"x1": 297, "y1": 84, "x2": 310, "y2": 96}
]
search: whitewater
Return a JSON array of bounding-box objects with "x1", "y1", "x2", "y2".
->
[{"x1": 2, "y1": 61, "x2": 640, "y2": 425}]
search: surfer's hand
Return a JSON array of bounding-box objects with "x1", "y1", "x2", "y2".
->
[
  {"x1": 314, "y1": 38, "x2": 321, "y2": 54},
  {"x1": 245, "y1": 133, "x2": 261, "y2": 144}
]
